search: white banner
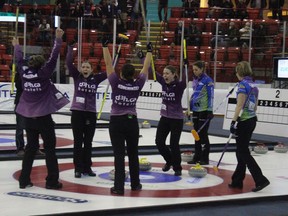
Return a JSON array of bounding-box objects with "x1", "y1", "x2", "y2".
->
[{"x1": 223, "y1": 88, "x2": 288, "y2": 137}]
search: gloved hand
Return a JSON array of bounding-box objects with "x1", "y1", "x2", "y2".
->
[
  {"x1": 230, "y1": 121, "x2": 237, "y2": 134},
  {"x1": 207, "y1": 111, "x2": 214, "y2": 120},
  {"x1": 102, "y1": 36, "x2": 109, "y2": 47},
  {"x1": 68, "y1": 39, "x2": 76, "y2": 47},
  {"x1": 147, "y1": 42, "x2": 153, "y2": 52},
  {"x1": 137, "y1": 50, "x2": 144, "y2": 59}
]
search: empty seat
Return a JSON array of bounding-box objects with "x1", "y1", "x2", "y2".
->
[
  {"x1": 159, "y1": 45, "x2": 171, "y2": 59},
  {"x1": 213, "y1": 47, "x2": 226, "y2": 61},
  {"x1": 0, "y1": 44, "x2": 6, "y2": 55},
  {"x1": 199, "y1": 46, "x2": 213, "y2": 61},
  {"x1": 171, "y1": 7, "x2": 184, "y2": 18},
  {"x1": 2, "y1": 54, "x2": 13, "y2": 65},
  {"x1": 0, "y1": 64, "x2": 10, "y2": 82},
  {"x1": 201, "y1": 32, "x2": 213, "y2": 46},
  {"x1": 167, "y1": 17, "x2": 181, "y2": 31},
  {"x1": 162, "y1": 31, "x2": 175, "y2": 45},
  {"x1": 187, "y1": 46, "x2": 200, "y2": 61},
  {"x1": 197, "y1": 8, "x2": 209, "y2": 19},
  {"x1": 227, "y1": 47, "x2": 241, "y2": 62}
]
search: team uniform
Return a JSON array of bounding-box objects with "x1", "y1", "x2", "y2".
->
[
  {"x1": 190, "y1": 73, "x2": 214, "y2": 164},
  {"x1": 15, "y1": 37, "x2": 69, "y2": 188},
  {"x1": 231, "y1": 76, "x2": 269, "y2": 188},
  {"x1": 108, "y1": 72, "x2": 146, "y2": 192},
  {"x1": 66, "y1": 46, "x2": 107, "y2": 175},
  {"x1": 155, "y1": 72, "x2": 186, "y2": 173}
]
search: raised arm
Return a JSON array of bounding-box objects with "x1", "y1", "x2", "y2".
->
[
  {"x1": 140, "y1": 42, "x2": 153, "y2": 76},
  {"x1": 65, "y1": 41, "x2": 79, "y2": 77},
  {"x1": 45, "y1": 28, "x2": 64, "y2": 71},
  {"x1": 12, "y1": 37, "x2": 24, "y2": 65},
  {"x1": 102, "y1": 38, "x2": 114, "y2": 76}
]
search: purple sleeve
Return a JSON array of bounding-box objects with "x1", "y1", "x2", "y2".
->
[
  {"x1": 15, "y1": 45, "x2": 25, "y2": 72},
  {"x1": 42, "y1": 38, "x2": 62, "y2": 77},
  {"x1": 95, "y1": 71, "x2": 107, "y2": 83},
  {"x1": 108, "y1": 72, "x2": 118, "y2": 88},
  {"x1": 66, "y1": 46, "x2": 80, "y2": 78}
]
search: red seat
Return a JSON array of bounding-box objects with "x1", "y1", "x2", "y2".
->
[
  {"x1": 2, "y1": 54, "x2": 13, "y2": 65},
  {"x1": 171, "y1": 7, "x2": 184, "y2": 18},
  {"x1": 241, "y1": 48, "x2": 253, "y2": 62},
  {"x1": 191, "y1": 18, "x2": 204, "y2": 32},
  {"x1": 155, "y1": 59, "x2": 168, "y2": 74},
  {"x1": 93, "y1": 43, "x2": 103, "y2": 58},
  {"x1": 223, "y1": 62, "x2": 237, "y2": 82},
  {"x1": 159, "y1": 45, "x2": 171, "y2": 59},
  {"x1": 247, "y1": 9, "x2": 260, "y2": 19},
  {"x1": 201, "y1": 32, "x2": 213, "y2": 46},
  {"x1": 197, "y1": 8, "x2": 209, "y2": 19},
  {"x1": 162, "y1": 31, "x2": 175, "y2": 45},
  {"x1": 209, "y1": 61, "x2": 224, "y2": 82},
  {"x1": 227, "y1": 47, "x2": 241, "y2": 62},
  {"x1": 167, "y1": 17, "x2": 181, "y2": 31},
  {"x1": 199, "y1": 46, "x2": 213, "y2": 62},
  {"x1": 65, "y1": 28, "x2": 77, "y2": 42},
  {"x1": 0, "y1": 44, "x2": 7, "y2": 55},
  {"x1": 214, "y1": 47, "x2": 226, "y2": 61},
  {"x1": 181, "y1": 18, "x2": 192, "y2": 28},
  {"x1": 89, "y1": 30, "x2": 98, "y2": 43},
  {"x1": 204, "y1": 18, "x2": 216, "y2": 33},
  {"x1": 187, "y1": 46, "x2": 200, "y2": 61},
  {"x1": 0, "y1": 64, "x2": 10, "y2": 82}
]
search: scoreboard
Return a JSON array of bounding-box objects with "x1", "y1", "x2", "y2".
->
[{"x1": 223, "y1": 88, "x2": 288, "y2": 137}]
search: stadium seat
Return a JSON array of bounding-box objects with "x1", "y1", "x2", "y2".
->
[
  {"x1": 1, "y1": 54, "x2": 13, "y2": 65},
  {"x1": 227, "y1": 47, "x2": 241, "y2": 62},
  {"x1": 162, "y1": 31, "x2": 175, "y2": 45},
  {"x1": 167, "y1": 17, "x2": 181, "y2": 31},
  {"x1": 199, "y1": 46, "x2": 213, "y2": 62},
  {"x1": 0, "y1": 64, "x2": 10, "y2": 82},
  {"x1": 197, "y1": 8, "x2": 209, "y2": 19},
  {"x1": 0, "y1": 44, "x2": 6, "y2": 55},
  {"x1": 171, "y1": 7, "x2": 184, "y2": 18}
]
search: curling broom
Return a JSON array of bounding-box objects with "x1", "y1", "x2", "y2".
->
[{"x1": 11, "y1": 3, "x2": 20, "y2": 94}]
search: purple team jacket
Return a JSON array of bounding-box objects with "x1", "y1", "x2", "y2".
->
[
  {"x1": 66, "y1": 46, "x2": 107, "y2": 113},
  {"x1": 15, "y1": 38, "x2": 70, "y2": 118}
]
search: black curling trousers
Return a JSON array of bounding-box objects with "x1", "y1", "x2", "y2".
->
[
  {"x1": 155, "y1": 116, "x2": 183, "y2": 171},
  {"x1": 19, "y1": 114, "x2": 59, "y2": 186},
  {"x1": 71, "y1": 110, "x2": 96, "y2": 173},
  {"x1": 232, "y1": 117, "x2": 268, "y2": 186},
  {"x1": 109, "y1": 114, "x2": 140, "y2": 191},
  {"x1": 192, "y1": 111, "x2": 211, "y2": 163}
]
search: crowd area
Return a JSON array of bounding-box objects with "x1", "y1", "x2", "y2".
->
[{"x1": 0, "y1": 0, "x2": 287, "y2": 83}]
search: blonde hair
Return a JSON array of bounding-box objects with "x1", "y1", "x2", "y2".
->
[{"x1": 235, "y1": 61, "x2": 253, "y2": 77}]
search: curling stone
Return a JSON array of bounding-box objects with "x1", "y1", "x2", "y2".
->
[
  {"x1": 188, "y1": 163, "x2": 207, "y2": 178},
  {"x1": 274, "y1": 143, "x2": 288, "y2": 153},
  {"x1": 109, "y1": 169, "x2": 129, "y2": 180},
  {"x1": 141, "y1": 121, "x2": 151, "y2": 128},
  {"x1": 139, "y1": 157, "x2": 152, "y2": 171},
  {"x1": 253, "y1": 143, "x2": 268, "y2": 154},
  {"x1": 181, "y1": 151, "x2": 194, "y2": 162}
]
